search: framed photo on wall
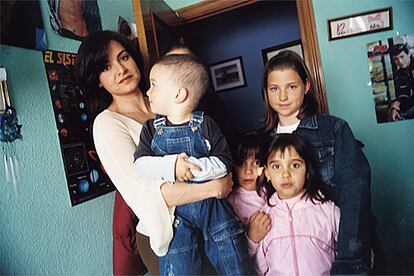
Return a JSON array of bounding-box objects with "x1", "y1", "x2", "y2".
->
[
  {"x1": 209, "y1": 56, "x2": 246, "y2": 92},
  {"x1": 328, "y1": 7, "x2": 393, "y2": 41},
  {"x1": 262, "y1": 40, "x2": 303, "y2": 65}
]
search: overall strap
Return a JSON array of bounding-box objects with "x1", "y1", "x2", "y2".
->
[
  {"x1": 153, "y1": 114, "x2": 166, "y2": 131},
  {"x1": 190, "y1": 111, "x2": 204, "y2": 131}
]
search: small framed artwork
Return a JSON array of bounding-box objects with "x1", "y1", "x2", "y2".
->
[
  {"x1": 261, "y1": 40, "x2": 303, "y2": 65},
  {"x1": 328, "y1": 7, "x2": 393, "y2": 41},
  {"x1": 209, "y1": 56, "x2": 246, "y2": 92}
]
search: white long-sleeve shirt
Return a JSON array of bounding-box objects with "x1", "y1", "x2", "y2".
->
[{"x1": 93, "y1": 110, "x2": 175, "y2": 256}]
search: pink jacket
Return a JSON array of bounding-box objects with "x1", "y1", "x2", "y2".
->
[
  {"x1": 228, "y1": 187, "x2": 266, "y2": 227},
  {"x1": 248, "y1": 193, "x2": 340, "y2": 276}
]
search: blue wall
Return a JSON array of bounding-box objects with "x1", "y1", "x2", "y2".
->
[
  {"x1": 184, "y1": 1, "x2": 300, "y2": 131},
  {"x1": 0, "y1": 1, "x2": 136, "y2": 274},
  {"x1": 312, "y1": 0, "x2": 414, "y2": 272}
]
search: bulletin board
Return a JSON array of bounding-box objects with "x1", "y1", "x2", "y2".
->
[{"x1": 43, "y1": 49, "x2": 115, "y2": 206}]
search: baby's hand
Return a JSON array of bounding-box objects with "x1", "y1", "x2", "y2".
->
[
  {"x1": 175, "y1": 153, "x2": 202, "y2": 182},
  {"x1": 247, "y1": 211, "x2": 271, "y2": 243}
]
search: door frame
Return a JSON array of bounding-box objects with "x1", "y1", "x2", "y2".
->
[{"x1": 133, "y1": 0, "x2": 328, "y2": 112}]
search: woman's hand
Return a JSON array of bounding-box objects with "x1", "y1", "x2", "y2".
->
[
  {"x1": 160, "y1": 173, "x2": 233, "y2": 207},
  {"x1": 208, "y1": 173, "x2": 233, "y2": 199},
  {"x1": 247, "y1": 211, "x2": 271, "y2": 243}
]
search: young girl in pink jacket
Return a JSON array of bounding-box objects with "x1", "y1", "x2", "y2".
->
[
  {"x1": 228, "y1": 131, "x2": 267, "y2": 228},
  {"x1": 248, "y1": 133, "x2": 340, "y2": 276}
]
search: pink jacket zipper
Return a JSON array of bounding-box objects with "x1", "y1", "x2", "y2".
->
[{"x1": 286, "y1": 203, "x2": 300, "y2": 276}]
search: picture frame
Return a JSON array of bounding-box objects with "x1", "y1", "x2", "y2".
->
[
  {"x1": 209, "y1": 56, "x2": 246, "y2": 92},
  {"x1": 328, "y1": 7, "x2": 393, "y2": 41},
  {"x1": 261, "y1": 40, "x2": 303, "y2": 65}
]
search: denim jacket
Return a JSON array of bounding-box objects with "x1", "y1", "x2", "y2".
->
[{"x1": 272, "y1": 114, "x2": 372, "y2": 274}]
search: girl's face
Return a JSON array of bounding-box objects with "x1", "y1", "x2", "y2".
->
[
  {"x1": 266, "y1": 68, "x2": 310, "y2": 126},
  {"x1": 98, "y1": 40, "x2": 141, "y2": 96},
  {"x1": 235, "y1": 155, "x2": 263, "y2": 191},
  {"x1": 264, "y1": 146, "x2": 307, "y2": 199}
]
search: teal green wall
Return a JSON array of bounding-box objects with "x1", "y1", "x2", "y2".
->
[
  {"x1": 164, "y1": 0, "x2": 200, "y2": 10},
  {"x1": 313, "y1": 0, "x2": 414, "y2": 272},
  {"x1": 1, "y1": 0, "x2": 413, "y2": 274},
  {"x1": 168, "y1": 0, "x2": 414, "y2": 272},
  {"x1": 0, "y1": 1, "x2": 136, "y2": 274}
]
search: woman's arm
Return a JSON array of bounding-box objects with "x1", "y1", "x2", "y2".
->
[
  {"x1": 161, "y1": 173, "x2": 233, "y2": 207},
  {"x1": 93, "y1": 111, "x2": 231, "y2": 255}
]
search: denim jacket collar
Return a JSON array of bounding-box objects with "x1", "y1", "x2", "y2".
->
[
  {"x1": 298, "y1": 115, "x2": 318, "y2": 130},
  {"x1": 271, "y1": 115, "x2": 319, "y2": 135}
]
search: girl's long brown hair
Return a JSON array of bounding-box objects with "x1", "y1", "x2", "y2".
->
[{"x1": 261, "y1": 50, "x2": 319, "y2": 132}]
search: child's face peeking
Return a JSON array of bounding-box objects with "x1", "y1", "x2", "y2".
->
[
  {"x1": 264, "y1": 146, "x2": 307, "y2": 199},
  {"x1": 235, "y1": 155, "x2": 263, "y2": 191}
]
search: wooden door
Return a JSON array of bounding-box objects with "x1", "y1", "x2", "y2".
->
[
  {"x1": 171, "y1": 0, "x2": 328, "y2": 113},
  {"x1": 132, "y1": 0, "x2": 183, "y2": 87},
  {"x1": 133, "y1": 0, "x2": 327, "y2": 113}
]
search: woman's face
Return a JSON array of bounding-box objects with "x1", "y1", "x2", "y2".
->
[
  {"x1": 266, "y1": 68, "x2": 310, "y2": 126},
  {"x1": 98, "y1": 40, "x2": 141, "y2": 96}
]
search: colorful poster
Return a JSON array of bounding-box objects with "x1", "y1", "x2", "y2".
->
[
  {"x1": 0, "y1": 0, "x2": 47, "y2": 51},
  {"x1": 366, "y1": 34, "x2": 414, "y2": 123},
  {"x1": 43, "y1": 50, "x2": 115, "y2": 206},
  {"x1": 47, "y1": 0, "x2": 102, "y2": 41}
]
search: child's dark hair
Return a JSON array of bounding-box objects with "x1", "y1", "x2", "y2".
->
[
  {"x1": 74, "y1": 30, "x2": 144, "y2": 119},
  {"x1": 164, "y1": 44, "x2": 193, "y2": 56},
  {"x1": 229, "y1": 130, "x2": 265, "y2": 193},
  {"x1": 263, "y1": 133, "x2": 329, "y2": 205},
  {"x1": 230, "y1": 130, "x2": 264, "y2": 167},
  {"x1": 261, "y1": 50, "x2": 319, "y2": 132}
]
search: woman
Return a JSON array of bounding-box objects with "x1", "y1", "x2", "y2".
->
[{"x1": 74, "y1": 30, "x2": 232, "y2": 275}]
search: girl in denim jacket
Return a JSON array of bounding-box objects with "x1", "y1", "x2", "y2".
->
[
  {"x1": 248, "y1": 133, "x2": 340, "y2": 275},
  {"x1": 260, "y1": 50, "x2": 372, "y2": 274}
]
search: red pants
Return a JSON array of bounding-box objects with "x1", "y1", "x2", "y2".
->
[{"x1": 113, "y1": 191, "x2": 147, "y2": 275}]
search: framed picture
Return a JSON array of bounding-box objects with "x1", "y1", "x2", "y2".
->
[
  {"x1": 261, "y1": 40, "x2": 303, "y2": 65},
  {"x1": 328, "y1": 7, "x2": 393, "y2": 41},
  {"x1": 209, "y1": 57, "x2": 246, "y2": 92}
]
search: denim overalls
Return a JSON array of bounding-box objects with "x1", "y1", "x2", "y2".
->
[{"x1": 152, "y1": 111, "x2": 254, "y2": 275}]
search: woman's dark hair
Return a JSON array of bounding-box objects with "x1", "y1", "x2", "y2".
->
[
  {"x1": 229, "y1": 130, "x2": 266, "y2": 194},
  {"x1": 74, "y1": 30, "x2": 143, "y2": 119},
  {"x1": 261, "y1": 50, "x2": 319, "y2": 132},
  {"x1": 263, "y1": 133, "x2": 329, "y2": 205}
]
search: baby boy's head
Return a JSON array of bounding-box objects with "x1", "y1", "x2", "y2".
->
[{"x1": 152, "y1": 54, "x2": 209, "y2": 110}]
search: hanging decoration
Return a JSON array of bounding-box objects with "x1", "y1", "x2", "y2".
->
[{"x1": 0, "y1": 67, "x2": 22, "y2": 196}]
